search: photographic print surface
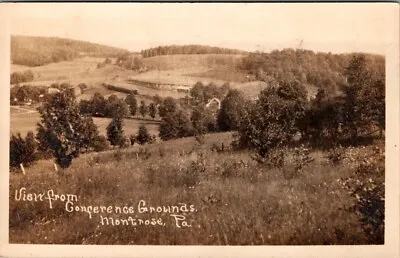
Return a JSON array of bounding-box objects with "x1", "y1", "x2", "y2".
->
[{"x1": 3, "y1": 3, "x2": 398, "y2": 251}]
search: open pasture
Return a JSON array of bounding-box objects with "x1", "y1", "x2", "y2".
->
[{"x1": 10, "y1": 111, "x2": 160, "y2": 137}]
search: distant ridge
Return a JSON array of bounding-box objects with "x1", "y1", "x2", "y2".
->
[
  {"x1": 141, "y1": 44, "x2": 248, "y2": 58},
  {"x1": 11, "y1": 35, "x2": 130, "y2": 67}
]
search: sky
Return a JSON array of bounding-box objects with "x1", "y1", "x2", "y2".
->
[{"x1": 5, "y1": 3, "x2": 398, "y2": 55}]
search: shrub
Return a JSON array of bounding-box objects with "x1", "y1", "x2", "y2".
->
[
  {"x1": 91, "y1": 135, "x2": 110, "y2": 152},
  {"x1": 129, "y1": 134, "x2": 136, "y2": 146},
  {"x1": 10, "y1": 131, "x2": 37, "y2": 169},
  {"x1": 292, "y1": 145, "x2": 314, "y2": 173},
  {"x1": 136, "y1": 125, "x2": 152, "y2": 145},
  {"x1": 251, "y1": 148, "x2": 285, "y2": 169},
  {"x1": 338, "y1": 155, "x2": 384, "y2": 244},
  {"x1": 327, "y1": 145, "x2": 346, "y2": 165},
  {"x1": 138, "y1": 147, "x2": 151, "y2": 160}
]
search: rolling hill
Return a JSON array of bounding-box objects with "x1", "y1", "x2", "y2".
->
[{"x1": 11, "y1": 35, "x2": 131, "y2": 67}]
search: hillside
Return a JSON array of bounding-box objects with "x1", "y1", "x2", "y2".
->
[
  {"x1": 9, "y1": 132, "x2": 384, "y2": 244},
  {"x1": 240, "y1": 49, "x2": 385, "y2": 94},
  {"x1": 11, "y1": 35, "x2": 130, "y2": 67}
]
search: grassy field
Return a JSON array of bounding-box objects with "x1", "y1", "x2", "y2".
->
[
  {"x1": 9, "y1": 132, "x2": 384, "y2": 245},
  {"x1": 10, "y1": 110, "x2": 160, "y2": 137}
]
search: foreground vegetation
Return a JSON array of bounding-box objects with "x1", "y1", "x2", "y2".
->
[{"x1": 9, "y1": 133, "x2": 384, "y2": 245}]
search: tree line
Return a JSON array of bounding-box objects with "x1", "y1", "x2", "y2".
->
[
  {"x1": 140, "y1": 45, "x2": 247, "y2": 58},
  {"x1": 10, "y1": 70, "x2": 35, "y2": 85},
  {"x1": 240, "y1": 48, "x2": 385, "y2": 95}
]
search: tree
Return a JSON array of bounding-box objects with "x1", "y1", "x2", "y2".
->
[
  {"x1": 106, "y1": 97, "x2": 129, "y2": 118},
  {"x1": 10, "y1": 131, "x2": 37, "y2": 168},
  {"x1": 158, "y1": 97, "x2": 177, "y2": 118},
  {"x1": 191, "y1": 104, "x2": 209, "y2": 135},
  {"x1": 301, "y1": 89, "x2": 344, "y2": 146},
  {"x1": 139, "y1": 100, "x2": 148, "y2": 118},
  {"x1": 79, "y1": 99, "x2": 92, "y2": 115},
  {"x1": 342, "y1": 54, "x2": 374, "y2": 140},
  {"x1": 236, "y1": 81, "x2": 307, "y2": 157},
  {"x1": 16, "y1": 86, "x2": 29, "y2": 102},
  {"x1": 91, "y1": 92, "x2": 107, "y2": 117},
  {"x1": 136, "y1": 124, "x2": 152, "y2": 145},
  {"x1": 125, "y1": 93, "x2": 137, "y2": 117},
  {"x1": 159, "y1": 110, "x2": 193, "y2": 140},
  {"x1": 106, "y1": 116, "x2": 125, "y2": 147},
  {"x1": 217, "y1": 89, "x2": 246, "y2": 131},
  {"x1": 80, "y1": 116, "x2": 101, "y2": 152},
  {"x1": 369, "y1": 79, "x2": 385, "y2": 137},
  {"x1": 148, "y1": 102, "x2": 157, "y2": 119},
  {"x1": 190, "y1": 81, "x2": 205, "y2": 104},
  {"x1": 36, "y1": 91, "x2": 98, "y2": 168}
]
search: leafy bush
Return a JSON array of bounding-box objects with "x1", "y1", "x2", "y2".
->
[
  {"x1": 91, "y1": 135, "x2": 110, "y2": 152},
  {"x1": 338, "y1": 154, "x2": 384, "y2": 244},
  {"x1": 292, "y1": 145, "x2": 314, "y2": 173},
  {"x1": 10, "y1": 131, "x2": 37, "y2": 169}
]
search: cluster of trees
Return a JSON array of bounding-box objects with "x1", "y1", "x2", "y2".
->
[
  {"x1": 79, "y1": 92, "x2": 157, "y2": 120},
  {"x1": 11, "y1": 83, "x2": 88, "y2": 105},
  {"x1": 157, "y1": 81, "x2": 232, "y2": 141},
  {"x1": 10, "y1": 90, "x2": 156, "y2": 169},
  {"x1": 235, "y1": 54, "x2": 385, "y2": 158},
  {"x1": 10, "y1": 70, "x2": 34, "y2": 85},
  {"x1": 79, "y1": 93, "x2": 129, "y2": 118},
  {"x1": 240, "y1": 49, "x2": 385, "y2": 94},
  {"x1": 115, "y1": 53, "x2": 145, "y2": 70},
  {"x1": 10, "y1": 85, "x2": 46, "y2": 104},
  {"x1": 140, "y1": 45, "x2": 247, "y2": 58},
  {"x1": 11, "y1": 35, "x2": 129, "y2": 67}
]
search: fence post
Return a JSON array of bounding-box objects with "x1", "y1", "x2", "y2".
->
[{"x1": 19, "y1": 163, "x2": 25, "y2": 175}]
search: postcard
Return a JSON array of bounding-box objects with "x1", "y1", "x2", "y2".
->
[{"x1": 0, "y1": 3, "x2": 399, "y2": 258}]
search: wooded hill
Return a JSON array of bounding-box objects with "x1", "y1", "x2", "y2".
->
[
  {"x1": 140, "y1": 44, "x2": 248, "y2": 58},
  {"x1": 11, "y1": 35, "x2": 130, "y2": 67},
  {"x1": 240, "y1": 49, "x2": 385, "y2": 94}
]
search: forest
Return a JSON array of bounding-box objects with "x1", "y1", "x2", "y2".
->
[{"x1": 140, "y1": 44, "x2": 247, "y2": 58}]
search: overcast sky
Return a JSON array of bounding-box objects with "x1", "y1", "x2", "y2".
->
[{"x1": 6, "y1": 3, "x2": 396, "y2": 55}]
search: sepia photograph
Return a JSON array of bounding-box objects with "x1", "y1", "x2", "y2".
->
[{"x1": 0, "y1": 2, "x2": 399, "y2": 257}]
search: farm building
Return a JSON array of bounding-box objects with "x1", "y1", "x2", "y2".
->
[
  {"x1": 47, "y1": 87, "x2": 60, "y2": 94},
  {"x1": 176, "y1": 85, "x2": 191, "y2": 93}
]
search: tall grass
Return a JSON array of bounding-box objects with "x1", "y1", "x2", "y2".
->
[{"x1": 9, "y1": 133, "x2": 383, "y2": 245}]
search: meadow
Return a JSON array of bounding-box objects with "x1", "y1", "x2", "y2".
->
[
  {"x1": 10, "y1": 111, "x2": 160, "y2": 137},
  {"x1": 9, "y1": 132, "x2": 384, "y2": 245}
]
